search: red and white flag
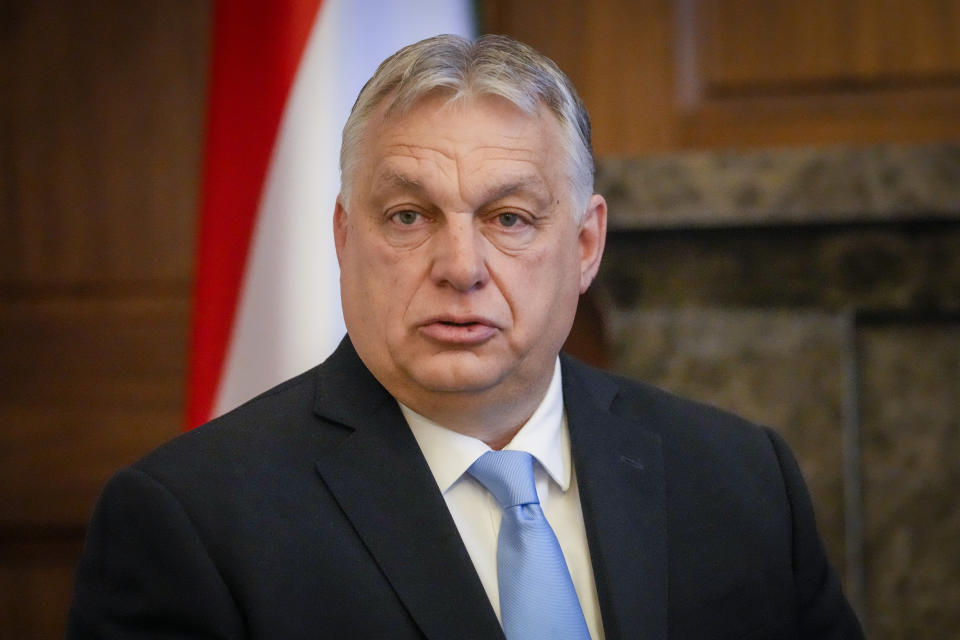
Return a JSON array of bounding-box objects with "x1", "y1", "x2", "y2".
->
[{"x1": 187, "y1": 0, "x2": 474, "y2": 428}]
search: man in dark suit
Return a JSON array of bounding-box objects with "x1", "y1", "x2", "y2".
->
[{"x1": 69, "y1": 34, "x2": 864, "y2": 639}]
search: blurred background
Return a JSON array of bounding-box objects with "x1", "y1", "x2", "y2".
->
[{"x1": 2, "y1": 1, "x2": 958, "y2": 637}]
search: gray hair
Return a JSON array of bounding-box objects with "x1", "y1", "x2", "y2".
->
[{"x1": 339, "y1": 34, "x2": 594, "y2": 213}]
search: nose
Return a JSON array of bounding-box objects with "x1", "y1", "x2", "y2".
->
[{"x1": 429, "y1": 215, "x2": 489, "y2": 291}]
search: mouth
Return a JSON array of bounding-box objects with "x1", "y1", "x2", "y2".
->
[{"x1": 418, "y1": 317, "x2": 499, "y2": 345}]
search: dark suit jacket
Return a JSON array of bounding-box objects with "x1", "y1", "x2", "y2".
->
[{"x1": 68, "y1": 337, "x2": 863, "y2": 639}]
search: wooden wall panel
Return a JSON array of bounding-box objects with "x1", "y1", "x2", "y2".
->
[
  {"x1": 701, "y1": 0, "x2": 960, "y2": 90},
  {"x1": 678, "y1": 84, "x2": 960, "y2": 149},
  {"x1": 0, "y1": 0, "x2": 208, "y2": 285},
  {"x1": 579, "y1": 0, "x2": 677, "y2": 154},
  {"x1": 1, "y1": 2, "x2": 208, "y2": 636},
  {"x1": 486, "y1": 0, "x2": 960, "y2": 154},
  {"x1": 679, "y1": 0, "x2": 960, "y2": 148},
  {"x1": 0, "y1": 296, "x2": 187, "y2": 528},
  {"x1": 0, "y1": 538, "x2": 82, "y2": 639}
]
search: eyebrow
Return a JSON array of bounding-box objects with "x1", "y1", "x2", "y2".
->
[
  {"x1": 374, "y1": 171, "x2": 426, "y2": 195},
  {"x1": 480, "y1": 177, "x2": 551, "y2": 206}
]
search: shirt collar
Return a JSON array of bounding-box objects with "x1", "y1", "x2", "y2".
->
[{"x1": 401, "y1": 358, "x2": 570, "y2": 493}]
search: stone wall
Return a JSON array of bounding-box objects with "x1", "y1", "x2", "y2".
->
[{"x1": 593, "y1": 144, "x2": 960, "y2": 639}]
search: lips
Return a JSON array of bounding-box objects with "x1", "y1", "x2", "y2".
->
[{"x1": 418, "y1": 316, "x2": 499, "y2": 345}]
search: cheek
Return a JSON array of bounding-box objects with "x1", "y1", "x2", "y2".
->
[
  {"x1": 349, "y1": 228, "x2": 400, "y2": 281},
  {"x1": 342, "y1": 237, "x2": 392, "y2": 310},
  {"x1": 348, "y1": 239, "x2": 424, "y2": 321},
  {"x1": 355, "y1": 257, "x2": 395, "y2": 306},
  {"x1": 501, "y1": 246, "x2": 580, "y2": 316},
  {"x1": 528, "y1": 238, "x2": 581, "y2": 283}
]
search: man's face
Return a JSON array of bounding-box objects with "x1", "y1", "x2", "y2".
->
[{"x1": 335, "y1": 93, "x2": 605, "y2": 415}]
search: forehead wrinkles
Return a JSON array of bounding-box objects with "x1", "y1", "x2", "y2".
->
[
  {"x1": 359, "y1": 95, "x2": 566, "y2": 207},
  {"x1": 374, "y1": 140, "x2": 548, "y2": 205},
  {"x1": 376, "y1": 94, "x2": 550, "y2": 160},
  {"x1": 378, "y1": 128, "x2": 541, "y2": 163}
]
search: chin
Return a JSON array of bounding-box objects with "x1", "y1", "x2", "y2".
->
[{"x1": 404, "y1": 353, "x2": 509, "y2": 395}]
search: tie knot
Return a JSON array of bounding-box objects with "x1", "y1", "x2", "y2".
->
[{"x1": 467, "y1": 450, "x2": 539, "y2": 509}]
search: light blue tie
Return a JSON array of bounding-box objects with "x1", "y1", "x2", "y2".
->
[{"x1": 468, "y1": 450, "x2": 591, "y2": 640}]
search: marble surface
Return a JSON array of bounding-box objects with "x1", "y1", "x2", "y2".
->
[
  {"x1": 598, "y1": 224, "x2": 960, "y2": 313},
  {"x1": 859, "y1": 325, "x2": 960, "y2": 639},
  {"x1": 596, "y1": 143, "x2": 960, "y2": 230}
]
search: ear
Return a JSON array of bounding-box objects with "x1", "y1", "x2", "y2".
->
[
  {"x1": 333, "y1": 196, "x2": 348, "y2": 266},
  {"x1": 577, "y1": 194, "x2": 607, "y2": 294}
]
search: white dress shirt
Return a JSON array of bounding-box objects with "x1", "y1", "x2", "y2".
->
[{"x1": 400, "y1": 358, "x2": 604, "y2": 639}]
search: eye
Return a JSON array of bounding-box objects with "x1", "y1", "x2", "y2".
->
[
  {"x1": 496, "y1": 212, "x2": 523, "y2": 227},
  {"x1": 391, "y1": 210, "x2": 421, "y2": 225}
]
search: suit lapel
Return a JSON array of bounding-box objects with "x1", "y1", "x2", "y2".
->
[
  {"x1": 562, "y1": 355, "x2": 668, "y2": 640},
  {"x1": 312, "y1": 340, "x2": 504, "y2": 640}
]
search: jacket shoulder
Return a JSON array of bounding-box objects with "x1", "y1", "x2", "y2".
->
[
  {"x1": 149, "y1": 366, "x2": 318, "y2": 449},
  {"x1": 561, "y1": 353, "x2": 768, "y2": 442}
]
